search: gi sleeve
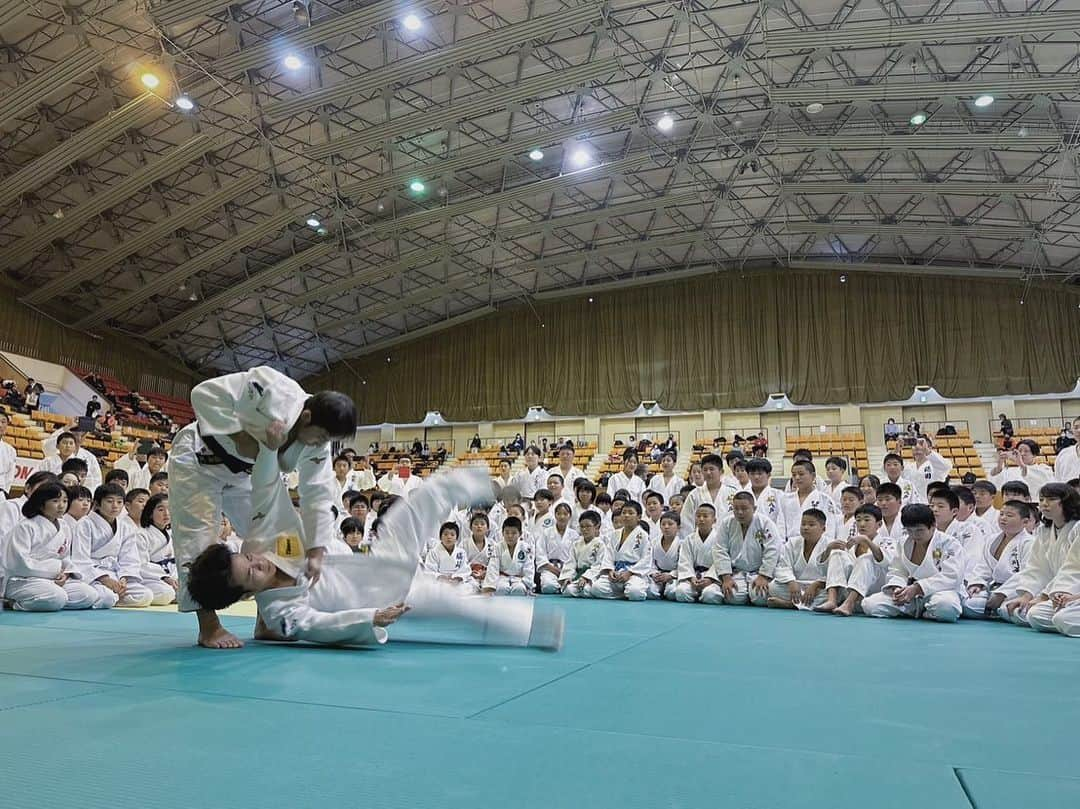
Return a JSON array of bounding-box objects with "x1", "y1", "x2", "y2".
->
[
  {"x1": 1045, "y1": 524, "x2": 1080, "y2": 595},
  {"x1": 1014, "y1": 529, "x2": 1054, "y2": 597},
  {"x1": 927, "y1": 451, "x2": 953, "y2": 481},
  {"x1": 481, "y1": 546, "x2": 502, "y2": 590},
  {"x1": 628, "y1": 533, "x2": 653, "y2": 577},
  {"x1": 295, "y1": 444, "x2": 339, "y2": 551},
  {"x1": 759, "y1": 518, "x2": 781, "y2": 578},
  {"x1": 772, "y1": 538, "x2": 798, "y2": 585},
  {"x1": 262, "y1": 594, "x2": 387, "y2": 646},
  {"x1": 116, "y1": 526, "x2": 144, "y2": 580},
  {"x1": 71, "y1": 520, "x2": 101, "y2": 581},
  {"x1": 916, "y1": 537, "x2": 964, "y2": 598},
  {"x1": 3, "y1": 521, "x2": 62, "y2": 579}
]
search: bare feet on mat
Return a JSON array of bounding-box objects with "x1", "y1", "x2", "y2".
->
[
  {"x1": 198, "y1": 626, "x2": 244, "y2": 649},
  {"x1": 833, "y1": 604, "x2": 854, "y2": 617},
  {"x1": 766, "y1": 596, "x2": 793, "y2": 609},
  {"x1": 814, "y1": 599, "x2": 838, "y2": 613}
]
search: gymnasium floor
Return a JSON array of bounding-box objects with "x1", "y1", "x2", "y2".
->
[{"x1": 0, "y1": 601, "x2": 1077, "y2": 809}]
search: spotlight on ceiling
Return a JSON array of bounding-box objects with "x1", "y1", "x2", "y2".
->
[
  {"x1": 402, "y1": 12, "x2": 422, "y2": 31},
  {"x1": 283, "y1": 54, "x2": 303, "y2": 70},
  {"x1": 974, "y1": 94, "x2": 994, "y2": 107},
  {"x1": 656, "y1": 112, "x2": 674, "y2": 133},
  {"x1": 316, "y1": 226, "x2": 328, "y2": 236},
  {"x1": 528, "y1": 148, "x2": 544, "y2": 161},
  {"x1": 174, "y1": 95, "x2": 195, "y2": 111},
  {"x1": 570, "y1": 147, "x2": 591, "y2": 167},
  {"x1": 140, "y1": 73, "x2": 160, "y2": 89},
  {"x1": 409, "y1": 179, "x2": 425, "y2": 193},
  {"x1": 805, "y1": 102, "x2": 824, "y2": 114},
  {"x1": 909, "y1": 110, "x2": 927, "y2": 126},
  {"x1": 306, "y1": 217, "x2": 320, "y2": 228}
]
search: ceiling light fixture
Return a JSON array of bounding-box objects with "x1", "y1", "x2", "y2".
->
[
  {"x1": 306, "y1": 217, "x2": 320, "y2": 228},
  {"x1": 409, "y1": 179, "x2": 426, "y2": 193},
  {"x1": 656, "y1": 112, "x2": 674, "y2": 132},
  {"x1": 140, "y1": 73, "x2": 160, "y2": 89},
  {"x1": 806, "y1": 102, "x2": 824, "y2": 114},
  {"x1": 909, "y1": 111, "x2": 927, "y2": 126},
  {"x1": 571, "y1": 147, "x2": 591, "y2": 167},
  {"x1": 402, "y1": 13, "x2": 422, "y2": 31},
  {"x1": 528, "y1": 148, "x2": 544, "y2": 161},
  {"x1": 283, "y1": 54, "x2": 303, "y2": 70},
  {"x1": 174, "y1": 96, "x2": 194, "y2": 111},
  {"x1": 974, "y1": 94, "x2": 994, "y2": 107}
]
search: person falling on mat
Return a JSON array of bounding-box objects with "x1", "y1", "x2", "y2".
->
[{"x1": 185, "y1": 466, "x2": 563, "y2": 651}]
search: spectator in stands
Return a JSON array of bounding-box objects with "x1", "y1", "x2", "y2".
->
[
  {"x1": 435, "y1": 442, "x2": 448, "y2": 464},
  {"x1": 2, "y1": 380, "x2": 25, "y2": 411},
  {"x1": 1055, "y1": 423, "x2": 1076, "y2": 455},
  {"x1": 469, "y1": 434, "x2": 482, "y2": 452},
  {"x1": 1056, "y1": 418, "x2": 1080, "y2": 483},
  {"x1": 84, "y1": 395, "x2": 102, "y2": 420},
  {"x1": 884, "y1": 418, "x2": 900, "y2": 446},
  {"x1": 999, "y1": 413, "x2": 1014, "y2": 439},
  {"x1": 905, "y1": 418, "x2": 920, "y2": 439},
  {"x1": 662, "y1": 434, "x2": 678, "y2": 453},
  {"x1": 509, "y1": 433, "x2": 525, "y2": 453},
  {"x1": 24, "y1": 382, "x2": 41, "y2": 412},
  {"x1": 0, "y1": 412, "x2": 15, "y2": 498},
  {"x1": 347, "y1": 455, "x2": 376, "y2": 491},
  {"x1": 410, "y1": 437, "x2": 423, "y2": 456},
  {"x1": 752, "y1": 431, "x2": 768, "y2": 455}
]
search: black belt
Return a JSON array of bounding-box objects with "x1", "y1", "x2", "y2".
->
[{"x1": 198, "y1": 435, "x2": 253, "y2": 475}]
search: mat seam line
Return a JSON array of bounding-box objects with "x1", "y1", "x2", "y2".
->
[
  {"x1": 0, "y1": 686, "x2": 121, "y2": 713},
  {"x1": 952, "y1": 767, "x2": 978, "y2": 809}
]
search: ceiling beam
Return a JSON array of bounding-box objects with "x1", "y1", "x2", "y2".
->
[
  {"x1": 0, "y1": 49, "x2": 103, "y2": 132},
  {"x1": 782, "y1": 181, "x2": 1052, "y2": 196},
  {"x1": 773, "y1": 132, "x2": 1064, "y2": 150},
  {"x1": 769, "y1": 76, "x2": 1079, "y2": 105}
]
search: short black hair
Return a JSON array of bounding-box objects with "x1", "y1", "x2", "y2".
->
[
  {"x1": 854, "y1": 504, "x2": 883, "y2": 522},
  {"x1": 595, "y1": 492, "x2": 612, "y2": 506},
  {"x1": 61, "y1": 457, "x2": 88, "y2": 475},
  {"x1": 792, "y1": 448, "x2": 813, "y2": 462},
  {"x1": 333, "y1": 454, "x2": 351, "y2": 466},
  {"x1": 104, "y1": 468, "x2": 129, "y2": 485},
  {"x1": 724, "y1": 450, "x2": 745, "y2": 464},
  {"x1": 612, "y1": 488, "x2": 631, "y2": 503},
  {"x1": 348, "y1": 492, "x2": 369, "y2": 509},
  {"x1": 23, "y1": 481, "x2": 66, "y2": 518},
  {"x1": 439, "y1": 521, "x2": 459, "y2": 538},
  {"x1": 876, "y1": 482, "x2": 902, "y2": 500},
  {"x1": 1001, "y1": 499, "x2": 1033, "y2": 521},
  {"x1": 502, "y1": 516, "x2": 522, "y2": 533},
  {"x1": 644, "y1": 490, "x2": 664, "y2": 505},
  {"x1": 696, "y1": 502, "x2": 717, "y2": 515},
  {"x1": 700, "y1": 453, "x2": 723, "y2": 469},
  {"x1": 125, "y1": 487, "x2": 150, "y2": 503},
  {"x1": 147, "y1": 447, "x2": 168, "y2": 460},
  {"x1": 841, "y1": 486, "x2": 863, "y2": 500},
  {"x1": 140, "y1": 492, "x2": 169, "y2": 528},
  {"x1": 187, "y1": 544, "x2": 245, "y2": 610},
  {"x1": 56, "y1": 431, "x2": 78, "y2": 445},
  {"x1": 801, "y1": 508, "x2": 827, "y2": 526},
  {"x1": 930, "y1": 488, "x2": 960, "y2": 510},
  {"x1": 622, "y1": 500, "x2": 642, "y2": 516},
  {"x1": 792, "y1": 459, "x2": 816, "y2": 476},
  {"x1": 1039, "y1": 482, "x2": 1080, "y2": 523},
  {"x1": 304, "y1": 391, "x2": 357, "y2": 438},
  {"x1": 1001, "y1": 480, "x2": 1030, "y2": 499},
  {"x1": 952, "y1": 485, "x2": 975, "y2": 508},
  {"x1": 341, "y1": 517, "x2": 364, "y2": 535},
  {"x1": 533, "y1": 488, "x2": 554, "y2": 502},
  {"x1": 659, "y1": 510, "x2": 681, "y2": 526},
  {"x1": 883, "y1": 453, "x2": 902, "y2": 465},
  {"x1": 93, "y1": 482, "x2": 126, "y2": 506},
  {"x1": 546, "y1": 472, "x2": 564, "y2": 484},
  {"x1": 469, "y1": 512, "x2": 489, "y2": 527},
  {"x1": 578, "y1": 509, "x2": 601, "y2": 526},
  {"x1": 731, "y1": 491, "x2": 755, "y2": 505},
  {"x1": 826, "y1": 456, "x2": 848, "y2": 471},
  {"x1": 65, "y1": 484, "x2": 92, "y2": 504},
  {"x1": 900, "y1": 503, "x2": 935, "y2": 530},
  {"x1": 149, "y1": 472, "x2": 168, "y2": 485},
  {"x1": 1017, "y1": 438, "x2": 1041, "y2": 456},
  {"x1": 554, "y1": 502, "x2": 572, "y2": 515},
  {"x1": 926, "y1": 481, "x2": 949, "y2": 500},
  {"x1": 745, "y1": 457, "x2": 772, "y2": 475},
  {"x1": 971, "y1": 480, "x2": 997, "y2": 495}
]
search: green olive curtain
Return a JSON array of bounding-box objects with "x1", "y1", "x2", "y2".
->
[{"x1": 306, "y1": 269, "x2": 1080, "y2": 424}]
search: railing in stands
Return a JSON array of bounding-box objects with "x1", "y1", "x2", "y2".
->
[
  {"x1": 693, "y1": 428, "x2": 765, "y2": 446},
  {"x1": 785, "y1": 424, "x2": 866, "y2": 441},
  {"x1": 987, "y1": 417, "x2": 1073, "y2": 436},
  {"x1": 612, "y1": 431, "x2": 681, "y2": 450}
]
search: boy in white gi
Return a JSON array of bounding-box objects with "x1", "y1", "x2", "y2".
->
[
  {"x1": 674, "y1": 504, "x2": 723, "y2": 603},
  {"x1": 642, "y1": 491, "x2": 665, "y2": 541},
  {"x1": 187, "y1": 468, "x2": 562, "y2": 650},
  {"x1": 971, "y1": 481, "x2": 999, "y2": 532},
  {"x1": 834, "y1": 486, "x2": 863, "y2": 541},
  {"x1": 680, "y1": 454, "x2": 737, "y2": 537},
  {"x1": 136, "y1": 492, "x2": 179, "y2": 606},
  {"x1": 535, "y1": 502, "x2": 577, "y2": 594},
  {"x1": 712, "y1": 492, "x2": 781, "y2": 606},
  {"x1": 1004, "y1": 483, "x2": 1080, "y2": 626},
  {"x1": 74, "y1": 483, "x2": 154, "y2": 608},
  {"x1": 553, "y1": 444, "x2": 585, "y2": 493},
  {"x1": 462, "y1": 513, "x2": 493, "y2": 592},
  {"x1": 561, "y1": 510, "x2": 614, "y2": 598},
  {"x1": 422, "y1": 522, "x2": 472, "y2": 587},
  {"x1": 648, "y1": 512, "x2": 680, "y2": 600},
  {"x1": 2, "y1": 481, "x2": 100, "y2": 611},
  {"x1": 963, "y1": 500, "x2": 1034, "y2": 619},
  {"x1": 862, "y1": 504, "x2": 965, "y2": 623},
  {"x1": 929, "y1": 488, "x2": 985, "y2": 559},
  {"x1": 744, "y1": 458, "x2": 786, "y2": 537},
  {"x1": 528, "y1": 489, "x2": 556, "y2": 537},
  {"x1": 817, "y1": 504, "x2": 895, "y2": 616},
  {"x1": 779, "y1": 460, "x2": 841, "y2": 540},
  {"x1": 881, "y1": 453, "x2": 921, "y2": 505},
  {"x1": 823, "y1": 456, "x2": 850, "y2": 506},
  {"x1": 902, "y1": 436, "x2": 953, "y2": 502},
  {"x1": 768, "y1": 509, "x2": 831, "y2": 609},
  {"x1": 173, "y1": 366, "x2": 356, "y2": 648},
  {"x1": 482, "y1": 516, "x2": 535, "y2": 596},
  {"x1": 602, "y1": 500, "x2": 651, "y2": 601},
  {"x1": 512, "y1": 446, "x2": 548, "y2": 498}
]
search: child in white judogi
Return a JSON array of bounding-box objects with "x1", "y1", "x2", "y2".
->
[
  {"x1": 674, "y1": 503, "x2": 723, "y2": 603},
  {"x1": 535, "y1": 503, "x2": 577, "y2": 595},
  {"x1": 1004, "y1": 483, "x2": 1080, "y2": 626},
  {"x1": 817, "y1": 504, "x2": 897, "y2": 616},
  {"x1": 561, "y1": 510, "x2": 614, "y2": 598},
  {"x1": 1027, "y1": 524, "x2": 1080, "y2": 637},
  {"x1": 2, "y1": 482, "x2": 100, "y2": 611},
  {"x1": 679, "y1": 454, "x2": 737, "y2": 538},
  {"x1": 822, "y1": 456, "x2": 851, "y2": 507},
  {"x1": 743, "y1": 458, "x2": 787, "y2": 538},
  {"x1": 971, "y1": 481, "x2": 1000, "y2": 534},
  {"x1": 929, "y1": 488, "x2": 986, "y2": 562},
  {"x1": 862, "y1": 504, "x2": 965, "y2": 623},
  {"x1": 963, "y1": 500, "x2": 1034, "y2": 619},
  {"x1": 607, "y1": 449, "x2": 646, "y2": 500},
  {"x1": 881, "y1": 453, "x2": 922, "y2": 505},
  {"x1": 136, "y1": 492, "x2": 179, "y2": 606},
  {"x1": 601, "y1": 500, "x2": 651, "y2": 601},
  {"x1": 901, "y1": 437, "x2": 953, "y2": 502},
  {"x1": 462, "y1": 513, "x2": 493, "y2": 592},
  {"x1": 642, "y1": 491, "x2": 665, "y2": 541},
  {"x1": 768, "y1": 508, "x2": 832, "y2": 609},
  {"x1": 74, "y1": 483, "x2": 153, "y2": 608},
  {"x1": 779, "y1": 460, "x2": 841, "y2": 540},
  {"x1": 482, "y1": 517, "x2": 535, "y2": 596},
  {"x1": 648, "y1": 512, "x2": 681, "y2": 600},
  {"x1": 422, "y1": 522, "x2": 472, "y2": 588},
  {"x1": 833, "y1": 486, "x2": 863, "y2": 541},
  {"x1": 527, "y1": 489, "x2": 556, "y2": 538},
  {"x1": 711, "y1": 492, "x2": 781, "y2": 606}
]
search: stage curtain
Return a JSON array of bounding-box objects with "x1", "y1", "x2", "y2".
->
[{"x1": 306, "y1": 269, "x2": 1080, "y2": 424}]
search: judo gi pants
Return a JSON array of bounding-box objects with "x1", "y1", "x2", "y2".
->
[
  {"x1": 563, "y1": 575, "x2": 614, "y2": 598},
  {"x1": 862, "y1": 591, "x2": 962, "y2": 623},
  {"x1": 143, "y1": 577, "x2": 178, "y2": 605},
  {"x1": 90, "y1": 579, "x2": 154, "y2": 608},
  {"x1": 1026, "y1": 602, "x2": 1080, "y2": 637},
  {"x1": 675, "y1": 579, "x2": 724, "y2": 604},
  {"x1": 539, "y1": 569, "x2": 563, "y2": 594},
  {"x1": 824, "y1": 550, "x2": 885, "y2": 609},
  {"x1": 490, "y1": 576, "x2": 531, "y2": 596},
  {"x1": 647, "y1": 577, "x2": 678, "y2": 600},
  {"x1": 767, "y1": 579, "x2": 829, "y2": 607},
  {"x1": 4, "y1": 577, "x2": 99, "y2": 611},
  {"x1": 677, "y1": 572, "x2": 769, "y2": 605},
  {"x1": 597, "y1": 573, "x2": 648, "y2": 601}
]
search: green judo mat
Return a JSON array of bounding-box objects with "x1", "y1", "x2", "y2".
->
[{"x1": 1, "y1": 601, "x2": 1077, "y2": 809}]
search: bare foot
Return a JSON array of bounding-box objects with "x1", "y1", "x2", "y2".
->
[
  {"x1": 833, "y1": 604, "x2": 854, "y2": 616},
  {"x1": 814, "y1": 599, "x2": 838, "y2": 613},
  {"x1": 198, "y1": 626, "x2": 244, "y2": 649},
  {"x1": 767, "y1": 596, "x2": 793, "y2": 609}
]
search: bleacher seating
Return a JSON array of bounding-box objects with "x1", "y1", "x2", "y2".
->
[
  {"x1": 69, "y1": 366, "x2": 182, "y2": 430},
  {"x1": 992, "y1": 427, "x2": 1062, "y2": 466},
  {"x1": 785, "y1": 433, "x2": 868, "y2": 477},
  {"x1": 371, "y1": 451, "x2": 445, "y2": 479},
  {"x1": 453, "y1": 448, "x2": 519, "y2": 477},
  {"x1": 597, "y1": 442, "x2": 663, "y2": 480}
]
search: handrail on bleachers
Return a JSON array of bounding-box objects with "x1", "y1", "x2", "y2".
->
[{"x1": 612, "y1": 431, "x2": 680, "y2": 449}]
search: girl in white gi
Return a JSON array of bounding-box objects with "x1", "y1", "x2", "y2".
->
[
  {"x1": 74, "y1": 483, "x2": 154, "y2": 608},
  {"x1": 601, "y1": 500, "x2": 651, "y2": 601},
  {"x1": 767, "y1": 509, "x2": 831, "y2": 609},
  {"x1": 680, "y1": 454, "x2": 737, "y2": 538},
  {"x1": 493, "y1": 458, "x2": 514, "y2": 493},
  {"x1": 561, "y1": 510, "x2": 614, "y2": 598},
  {"x1": 881, "y1": 454, "x2": 921, "y2": 505},
  {"x1": 606, "y1": 450, "x2": 644, "y2": 500},
  {"x1": 528, "y1": 489, "x2": 556, "y2": 538},
  {"x1": 902, "y1": 437, "x2": 953, "y2": 502},
  {"x1": 2, "y1": 482, "x2": 99, "y2": 611},
  {"x1": 481, "y1": 517, "x2": 535, "y2": 596},
  {"x1": 186, "y1": 468, "x2": 562, "y2": 650},
  {"x1": 462, "y1": 513, "x2": 493, "y2": 592},
  {"x1": 674, "y1": 503, "x2": 724, "y2": 604},
  {"x1": 535, "y1": 503, "x2": 577, "y2": 594},
  {"x1": 687, "y1": 462, "x2": 704, "y2": 489},
  {"x1": 173, "y1": 366, "x2": 356, "y2": 649},
  {"x1": 1004, "y1": 483, "x2": 1080, "y2": 626},
  {"x1": 711, "y1": 493, "x2": 781, "y2": 606},
  {"x1": 421, "y1": 522, "x2": 472, "y2": 587},
  {"x1": 963, "y1": 500, "x2": 1034, "y2": 619},
  {"x1": 862, "y1": 504, "x2": 965, "y2": 623},
  {"x1": 858, "y1": 474, "x2": 880, "y2": 504},
  {"x1": 136, "y1": 492, "x2": 179, "y2": 606},
  {"x1": 823, "y1": 456, "x2": 851, "y2": 506},
  {"x1": 569, "y1": 480, "x2": 597, "y2": 523},
  {"x1": 817, "y1": 504, "x2": 896, "y2": 616},
  {"x1": 648, "y1": 512, "x2": 680, "y2": 600},
  {"x1": 62, "y1": 485, "x2": 92, "y2": 534},
  {"x1": 647, "y1": 452, "x2": 684, "y2": 502},
  {"x1": 744, "y1": 458, "x2": 786, "y2": 538},
  {"x1": 779, "y1": 460, "x2": 841, "y2": 541}
]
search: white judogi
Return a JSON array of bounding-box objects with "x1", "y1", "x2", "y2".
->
[
  {"x1": 42, "y1": 430, "x2": 103, "y2": 491},
  {"x1": 136, "y1": 524, "x2": 178, "y2": 605},
  {"x1": 560, "y1": 535, "x2": 614, "y2": 598},
  {"x1": 778, "y1": 489, "x2": 841, "y2": 540},
  {"x1": 346, "y1": 468, "x2": 376, "y2": 491},
  {"x1": 647, "y1": 473, "x2": 685, "y2": 503},
  {"x1": 1054, "y1": 445, "x2": 1080, "y2": 483},
  {"x1": 902, "y1": 452, "x2": 953, "y2": 501},
  {"x1": 989, "y1": 464, "x2": 1055, "y2": 497},
  {"x1": 535, "y1": 524, "x2": 578, "y2": 594},
  {"x1": 0, "y1": 437, "x2": 16, "y2": 495},
  {"x1": 482, "y1": 538, "x2": 535, "y2": 596},
  {"x1": 527, "y1": 510, "x2": 556, "y2": 539},
  {"x1": 1, "y1": 515, "x2": 99, "y2": 611},
  {"x1": 882, "y1": 475, "x2": 922, "y2": 505},
  {"x1": 1010, "y1": 520, "x2": 1080, "y2": 628},
  {"x1": 378, "y1": 473, "x2": 423, "y2": 499},
  {"x1": 679, "y1": 484, "x2": 737, "y2": 537},
  {"x1": 606, "y1": 471, "x2": 646, "y2": 501},
  {"x1": 172, "y1": 366, "x2": 340, "y2": 613},
  {"x1": 1027, "y1": 526, "x2": 1080, "y2": 635},
  {"x1": 744, "y1": 485, "x2": 787, "y2": 540},
  {"x1": 674, "y1": 527, "x2": 722, "y2": 603},
  {"x1": 253, "y1": 468, "x2": 553, "y2": 649},
  {"x1": 833, "y1": 515, "x2": 857, "y2": 543},
  {"x1": 943, "y1": 517, "x2": 988, "y2": 576},
  {"x1": 962, "y1": 530, "x2": 1033, "y2": 619},
  {"x1": 823, "y1": 525, "x2": 899, "y2": 604},
  {"x1": 553, "y1": 465, "x2": 585, "y2": 492},
  {"x1": 421, "y1": 542, "x2": 471, "y2": 585},
  {"x1": 461, "y1": 533, "x2": 494, "y2": 592},
  {"x1": 513, "y1": 464, "x2": 549, "y2": 499},
  {"x1": 975, "y1": 506, "x2": 1000, "y2": 533},
  {"x1": 74, "y1": 511, "x2": 153, "y2": 608},
  {"x1": 862, "y1": 530, "x2": 965, "y2": 622},
  {"x1": 603, "y1": 525, "x2": 651, "y2": 601},
  {"x1": 822, "y1": 479, "x2": 849, "y2": 508},
  {"x1": 710, "y1": 514, "x2": 782, "y2": 606},
  {"x1": 769, "y1": 534, "x2": 833, "y2": 606},
  {"x1": 648, "y1": 534, "x2": 680, "y2": 600}
]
